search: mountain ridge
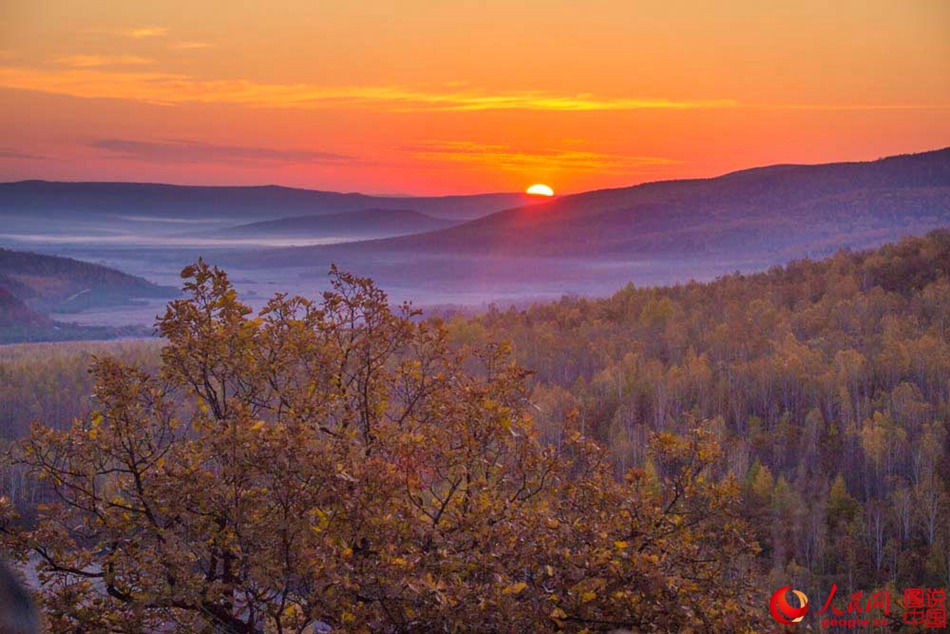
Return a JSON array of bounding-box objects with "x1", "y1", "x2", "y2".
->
[
  {"x1": 265, "y1": 146, "x2": 950, "y2": 261},
  {"x1": 0, "y1": 180, "x2": 539, "y2": 222}
]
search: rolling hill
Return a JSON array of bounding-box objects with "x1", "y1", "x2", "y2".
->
[
  {"x1": 0, "y1": 249, "x2": 177, "y2": 314},
  {"x1": 0, "y1": 181, "x2": 537, "y2": 222},
  {"x1": 214, "y1": 147, "x2": 950, "y2": 302},
  {"x1": 248, "y1": 147, "x2": 950, "y2": 264},
  {"x1": 0, "y1": 285, "x2": 50, "y2": 328},
  {"x1": 217, "y1": 208, "x2": 456, "y2": 240},
  {"x1": 0, "y1": 249, "x2": 178, "y2": 342},
  {"x1": 4, "y1": 148, "x2": 949, "y2": 315}
]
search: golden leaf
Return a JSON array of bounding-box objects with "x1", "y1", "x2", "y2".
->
[{"x1": 502, "y1": 581, "x2": 527, "y2": 595}]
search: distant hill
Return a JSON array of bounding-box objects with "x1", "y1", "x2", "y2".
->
[
  {"x1": 336, "y1": 147, "x2": 950, "y2": 257},
  {"x1": 218, "y1": 208, "x2": 455, "y2": 240},
  {"x1": 5, "y1": 147, "x2": 950, "y2": 313},
  {"x1": 0, "y1": 181, "x2": 537, "y2": 222},
  {"x1": 247, "y1": 147, "x2": 949, "y2": 262},
  {"x1": 0, "y1": 250, "x2": 174, "y2": 343},
  {"x1": 0, "y1": 285, "x2": 127, "y2": 344},
  {"x1": 0, "y1": 285, "x2": 50, "y2": 328},
  {"x1": 0, "y1": 249, "x2": 177, "y2": 314}
]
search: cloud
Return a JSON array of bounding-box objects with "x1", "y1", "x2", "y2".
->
[
  {"x1": 0, "y1": 147, "x2": 45, "y2": 160},
  {"x1": 170, "y1": 42, "x2": 214, "y2": 51},
  {"x1": 0, "y1": 66, "x2": 736, "y2": 112},
  {"x1": 408, "y1": 141, "x2": 679, "y2": 174},
  {"x1": 53, "y1": 55, "x2": 153, "y2": 68},
  {"x1": 89, "y1": 138, "x2": 355, "y2": 165},
  {"x1": 7, "y1": 66, "x2": 942, "y2": 114},
  {"x1": 123, "y1": 26, "x2": 168, "y2": 39}
]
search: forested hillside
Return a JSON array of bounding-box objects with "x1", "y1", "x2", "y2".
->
[
  {"x1": 0, "y1": 248, "x2": 176, "y2": 314},
  {"x1": 0, "y1": 249, "x2": 176, "y2": 342},
  {"x1": 451, "y1": 229, "x2": 950, "y2": 598}
]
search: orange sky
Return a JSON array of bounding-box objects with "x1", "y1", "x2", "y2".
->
[{"x1": 1, "y1": 0, "x2": 949, "y2": 194}]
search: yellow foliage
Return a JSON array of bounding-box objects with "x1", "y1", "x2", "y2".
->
[
  {"x1": 502, "y1": 581, "x2": 527, "y2": 595},
  {"x1": 6, "y1": 261, "x2": 767, "y2": 634}
]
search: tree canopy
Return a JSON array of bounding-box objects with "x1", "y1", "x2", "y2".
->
[{"x1": 1, "y1": 262, "x2": 763, "y2": 633}]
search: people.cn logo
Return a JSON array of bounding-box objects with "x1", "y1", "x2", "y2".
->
[{"x1": 770, "y1": 586, "x2": 809, "y2": 625}]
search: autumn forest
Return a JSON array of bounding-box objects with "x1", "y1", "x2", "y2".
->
[{"x1": 0, "y1": 231, "x2": 946, "y2": 631}]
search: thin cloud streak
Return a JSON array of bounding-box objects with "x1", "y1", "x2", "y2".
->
[
  {"x1": 0, "y1": 67, "x2": 736, "y2": 112},
  {"x1": 53, "y1": 55, "x2": 153, "y2": 68},
  {"x1": 4, "y1": 66, "x2": 940, "y2": 120},
  {"x1": 123, "y1": 27, "x2": 168, "y2": 39},
  {"x1": 3, "y1": 66, "x2": 942, "y2": 114},
  {"x1": 170, "y1": 42, "x2": 215, "y2": 50},
  {"x1": 0, "y1": 147, "x2": 45, "y2": 160},
  {"x1": 90, "y1": 138, "x2": 355, "y2": 165}
]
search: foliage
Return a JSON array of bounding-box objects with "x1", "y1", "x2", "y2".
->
[
  {"x1": 1, "y1": 262, "x2": 763, "y2": 633},
  {"x1": 454, "y1": 230, "x2": 950, "y2": 603}
]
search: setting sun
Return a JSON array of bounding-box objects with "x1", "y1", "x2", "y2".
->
[{"x1": 526, "y1": 184, "x2": 554, "y2": 196}]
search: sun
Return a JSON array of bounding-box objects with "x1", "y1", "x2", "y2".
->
[{"x1": 526, "y1": 183, "x2": 554, "y2": 196}]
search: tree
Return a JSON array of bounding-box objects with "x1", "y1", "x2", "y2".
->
[{"x1": 2, "y1": 262, "x2": 765, "y2": 633}]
